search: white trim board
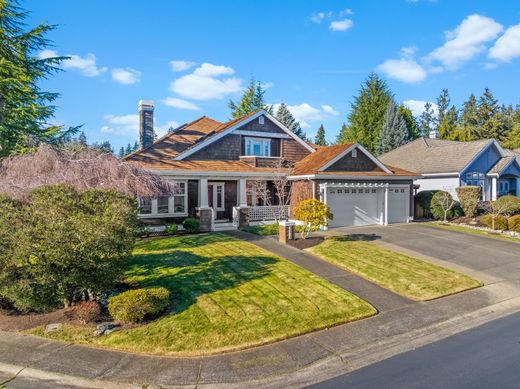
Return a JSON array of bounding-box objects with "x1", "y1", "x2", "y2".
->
[
  {"x1": 318, "y1": 143, "x2": 392, "y2": 174},
  {"x1": 232, "y1": 130, "x2": 291, "y2": 139},
  {"x1": 174, "y1": 110, "x2": 315, "y2": 160},
  {"x1": 288, "y1": 174, "x2": 418, "y2": 180}
]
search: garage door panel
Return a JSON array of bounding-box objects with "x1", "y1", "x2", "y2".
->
[
  {"x1": 388, "y1": 187, "x2": 409, "y2": 224},
  {"x1": 327, "y1": 188, "x2": 380, "y2": 228}
]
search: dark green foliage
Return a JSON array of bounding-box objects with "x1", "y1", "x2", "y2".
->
[
  {"x1": 90, "y1": 140, "x2": 113, "y2": 154},
  {"x1": 228, "y1": 77, "x2": 273, "y2": 119},
  {"x1": 314, "y1": 124, "x2": 327, "y2": 146},
  {"x1": 340, "y1": 73, "x2": 393, "y2": 152},
  {"x1": 108, "y1": 287, "x2": 170, "y2": 323},
  {"x1": 183, "y1": 218, "x2": 201, "y2": 233},
  {"x1": 165, "y1": 224, "x2": 178, "y2": 235},
  {"x1": 455, "y1": 186, "x2": 481, "y2": 217},
  {"x1": 508, "y1": 215, "x2": 520, "y2": 232},
  {"x1": 418, "y1": 102, "x2": 437, "y2": 137},
  {"x1": 0, "y1": 0, "x2": 76, "y2": 156},
  {"x1": 416, "y1": 190, "x2": 437, "y2": 219},
  {"x1": 276, "y1": 102, "x2": 305, "y2": 139},
  {"x1": 399, "y1": 105, "x2": 420, "y2": 140},
  {"x1": 481, "y1": 214, "x2": 508, "y2": 230},
  {"x1": 376, "y1": 100, "x2": 409, "y2": 155},
  {"x1": 336, "y1": 123, "x2": 354, "y2": 144},
  {"x1": 430, "y1": 191, "x2": 455, "y2": 221},
  {"x1": 0, "y1": 184, "x2": 139, "y2": 312}
]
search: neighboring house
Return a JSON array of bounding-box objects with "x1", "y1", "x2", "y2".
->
[
  {"x1": 125, "y1": 101, "x2": 419, "y2": 230},
  {"x1": 379, "y1": 136, "x2": 520, "y2": 201}
]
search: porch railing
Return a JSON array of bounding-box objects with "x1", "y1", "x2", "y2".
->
[{"x1": 250, "y1": 205, "x2": 289, "y2": 221}]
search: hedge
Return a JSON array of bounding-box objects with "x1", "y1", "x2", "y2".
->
[
  {"x1": 108, "y1": 287, "x2": 170, "y2": 323},
  {"x1": 508, "y1": 215, "x2": 520, "y2": 232},
  {"x1": 481, "y1": 215, "x2": 509, "y2": 230}
]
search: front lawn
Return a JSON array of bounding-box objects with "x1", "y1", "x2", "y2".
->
[
  {"x1": 308, "y1": 236, "x2": 482, "y2": 301},
  {"x1": 30, "y1": 233, "x2": 375, "y2": 355},
  {"x1": 425, "y1": 222, "x2": 520, "y2": 244},
  {"x1": 241, "y1": 222, "x2": 318, "y2": 236}
]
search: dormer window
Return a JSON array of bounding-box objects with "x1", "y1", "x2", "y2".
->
[
  {"x1": 245, "y1": 137, "x2": 270, "y2": 157},
  {"x1": 352, "y1": 149, "x2": 357, "y2": 158},
  {"x1": 258, "y1": 116, "x2": 265, "y2": 125}
]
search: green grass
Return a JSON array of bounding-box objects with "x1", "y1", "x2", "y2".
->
[
  {"x1": 241, "y1": 222, "x2": 318, "y2": 236},
  {"x1": 308, "y1": 236, "x2": 482, "y2": 301},
  {"x1": 30, "y1": 233, "x2": 375, "y2": 355},
  {"x1": 425, "y1": 222, "x2": 520, "y2": 244}
]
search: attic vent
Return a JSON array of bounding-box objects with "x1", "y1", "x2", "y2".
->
[
  {"x1": 258, "y1": 116, "x2": 265, "y2": 125},
  {"x1": 352, "y1": 149, "x2": 357, "y2": 158}
]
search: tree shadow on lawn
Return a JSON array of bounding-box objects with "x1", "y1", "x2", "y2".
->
[
  {"x1": 330, "y1": 233, "x2": 381, "y2": 242},
  {"x1": 127, "y1": 251, "x2": 278, "y2": 315}
]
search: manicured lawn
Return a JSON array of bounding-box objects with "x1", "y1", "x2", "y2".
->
[
  {"x1": 308, "y1": 236, "x2": 482, "y2": 301},
  {"x1": 31, "y1": 233, "x2": 375, "y2": 355},
  {"x1": 242, "y1": 222, "x2": 318, "y2": 236},
  {"x1": 425, "y1": 222, "x2": 520, "y2": 244}
]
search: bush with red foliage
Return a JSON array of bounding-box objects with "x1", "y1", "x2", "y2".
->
[{"x1": 68, "y1": 301, "x2": 102, "y2": 324}]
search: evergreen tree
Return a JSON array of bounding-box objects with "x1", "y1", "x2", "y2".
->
[
  {"x1": 342, "y1": 73, "x2": 393, "y2": 152},
  {"x1": 376, "y1": 100, "x2": 409, "y2": 155},
  {"x1": 436, "y1": 89, "x2": 450, "y2": 126},
  {"x1": 438, "y1": 105, "x2": 458, "y2": 140},
  {"x1": 133, "y1": 141, "x2": 139, "y2": 151},
  {"x1": 118, "y1": 146, "x2": 125, "y2": 158},
  {"x1": 460, "y1": 94, "x2": 479, "y2": 140},
  {"x1": 125, "y1": 143, "x2": 132, "y2": 155},
  {"x1": 275, "y1": 102, "x2": 305, "y2": 139},
  {"x1": 503, "y1": 123, "x2": 520, "y2": 150},
  {"x1": 228, "y1": 77, "x2": 273, "y2": 119},
  {"x1": 78, "y1": 131, "x2": 88, "y2": 146},
  {"x1": 336, "y1": 123, "x2": 355, "y2": 144},
  {"x1": 0, "y1": 0, "x2": 77, "y2": 156},
  {"x1": 91, "y1": 141, "x2": 113, "y2": 154},
  {"x1": 314, "y1": 124, "x2": 327, "y2": 146},
  {"x1": 399, "y1": 105, "x2": 420, "y2": 139},
  {"x1": 418, "y1": 102, "x2": 437, "y2": 137},
  {"x1": 476, "y1": 88, "x2": 510, "y2": 141}
]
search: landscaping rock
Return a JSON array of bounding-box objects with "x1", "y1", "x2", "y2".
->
[
  {"x1": 93, "y1": 322, "x2": 120, "y2": 336},
  {"x1": 44, "y1": 323, "x2": 62, "y2": 333}
]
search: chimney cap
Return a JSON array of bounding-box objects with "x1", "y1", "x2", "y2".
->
[{"x1": 138, "y1": 100, "x2": 154, "y2": 109}]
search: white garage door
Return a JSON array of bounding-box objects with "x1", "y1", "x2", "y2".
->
[
  {"x1": 388, "y1": 187, "x2": 409, "y2": 224},
  {"x1": 327, "y1": 187, "x2": 381, "y2": 227}
]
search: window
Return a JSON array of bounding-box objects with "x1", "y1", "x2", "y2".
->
[
  {"x1": 466, "y1": 172, "x2": 485, "y2": 199},
  {"x1": 352, "y1": 149, "x2": 357, "y2": 158},
  {"x1": 157, "y1": 197, "x2": 169, "y2": 213},
  {"x1": 365, "y1": 189, "x2": 370, "y2": 193},
  {"x1": 337, "y1": 189, "x2": 343, "y2": 194},
  {"x1": 173, "y1": 181, "x2": 186, "y2": 213},
  {"x1": 216, "y1": 184, "x2": 224, "y2": 210},
  {"x1": 245, "y1": 137, "x2": 271, "y2": 157},
  {"x1": 352, "y1": 189, "x2": 357, "y2": 193},
  {"x1": 499, "y1": 181, "x2": 510, "y2": 194},
  {"x1": 139, "y1": 198, "x2": 152, "y2": 214},
  {"x1": 258, "y1": 116, "x2": 265, "y2": 125},
  {"x1": 371, "y1": 189, "x2": 377, "y2": 193}
]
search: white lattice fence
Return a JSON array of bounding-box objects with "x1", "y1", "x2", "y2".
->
[{"x1": 249, "y1": 205, "x2": 289, "y2": 221}]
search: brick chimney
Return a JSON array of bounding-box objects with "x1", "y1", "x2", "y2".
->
[{"x1": 138, "y1": 100, "x2": 155, "y2": 149}]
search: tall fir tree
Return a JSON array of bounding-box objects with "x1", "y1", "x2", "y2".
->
[
  {"x1": 118, "y1": 146, "x2": 125, "y2": 158},
  {"x1": 476, "y1": 88, "x2": 510, "y2": 141},
  {"x1": 503, "y1": 123, "x2": 520, "y2": 150},
  {"x1": 336, "y1": 123, "x2": 355, "y2": 144},
  {"x1": 436, "y1": 89, "x2": 450, "y2": 126},
  {"x1": 314, "y1": 124, "x2": 327, "y2": 146},
  {"x1": 342, "y1": 73, "x2": 393, "y2": 153},
  {"x1": 376, "y1": 100, "x2": 409, "y2": 155},
  {"x1": 418, "y1": 102, "x2": 437, "y2": 137},
  {"x1": 125, "y1": 143, "x2": 132, "y2": 155},
  {"x1": 275, "y1": 102, "x2": 305, "y2": 139},
  {"x1": 398, "y1": 105, "x2": 420, "y2": 140},
  {"x1": 133, "y1": 140, "x2": 139, "y2": 151},
  {"x1": 228, "y1": 77, "x2": 272, "y2": 119},
  {"x1": 0, "y1": 0, "x2": 77, "y2": 156},
  {"x1": 460, "y1": 94, "x2": 479, "y2": 141},
  {"x1": 78, "y1": 131, "x2": 88, "y2": 146},
  {"x1": 438, "y1": 105, "x2": 458, "y2": 140}
]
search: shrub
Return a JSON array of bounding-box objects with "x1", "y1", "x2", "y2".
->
[
  {"x1": 0, "y1": 184, "x2": 139, "y2": 312},
  {"x1": 108, "y1": 287, "x2": 170, "y2": 323},
  {"x1": 455, "y1": 186, "x2": 481, "y2": 217},
  {"x1": 481, "y1": 215, "x2": 508, "y2": 230},
  {"x1": 68, "y1": 301, "x2": 102, "y2": 324},
  {"x1": 183, "y1": 218, "x2": 201, "y2": 233},
  {"x1": 293, "y1": 199, "x2": 333, "y2": 239},
  {"x1": 508, "y1": 215, "x2": 520, "y2": 232},
  {"x1": 165, "y1": 224, "x2": 178, "y2": 235},
  {"x1": 415, "y1": 190, "x2": 438, "y2": 219},
  {"x1": 430, "y1": 191, "x2": 456, "y2": 221},
  {"x1": 493, "y1": 195, "x2": 520, "y2": 216}
]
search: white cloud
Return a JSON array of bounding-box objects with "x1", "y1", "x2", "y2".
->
[
  {"x1": 310, "y1": 12, "x2": 327, "y2": 23},
  {"x1": 170, "y1": 60, "x2": 197, "y2": 72},
  {"x1": 192, "y1": 62, "x2": 235, "y2": 77},
  {"x1": 311, "y1": 9, "x2": 352, "y2": 24},
  {"x1": 170, "y1": 62, "x2": 243, "y2": 100},
  {"x1": 38, "y1": 49, "x2": 59, "y2": 59},
  {"x1": 402, "y1": 100, "x2": 439, "y2": 118},
  {"x1": 111, "y1": 68, "x2": 141, "y2": 85},
  {"x1": 273, "y1": 103, "x2": 340, "y2": 129},
  {"x1": 62, "y1": 53, "x2": 108, "y2": 77},
  {"x1": 329, "y1": 19, "x2": 353, "y2": 32},
  {"x1": 400, "y1": 46, "x2": 418, "y2": 58},
  {"x1": 489, "y1": 24, "x2": 520, "y2": 62},
  {"x1": 426, "y1": 14, "x2": 503, "y2": 69},
  {"x1": 377, "y1": 58, "x2": 427, "y2": 83},
  {"x1": 162, "y1": 97, "x2": 200, "y2": 110},
  {"x1": 101, "y1": 114, "x2": 139, "y2": 135}
]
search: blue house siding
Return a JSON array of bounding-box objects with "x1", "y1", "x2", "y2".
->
[{"x1": 459, "y1": 143, "x2": 502, "y2": 200}]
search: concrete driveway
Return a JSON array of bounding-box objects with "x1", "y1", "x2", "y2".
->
[{"x1": 325, "y1": 223, "x2": 520, "y2": 286}]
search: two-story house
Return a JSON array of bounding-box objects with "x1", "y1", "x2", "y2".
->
[{"x1": 125, "y1": 101, "x2": 419, "y2": 231}]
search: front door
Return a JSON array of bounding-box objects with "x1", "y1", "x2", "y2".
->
[{"x1": 208, "y1": 182, "x2": 225, "y2": 218}]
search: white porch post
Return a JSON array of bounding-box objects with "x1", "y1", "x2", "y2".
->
[
  {"x1": 239, "y1": 178, "x2": 248, "y2": 207},
  {"x1": 200, "y1": 178, "x2": 209, "y2": 208},
  {"x1": 491, "y1": 176, "x2": 497, "y2": 201},
  {"x1": 312, "y1": 181, "x2": 316, "y2": 200},
  {"x1": 384, "y1": 185, "x2": 389, "y2": 226}
]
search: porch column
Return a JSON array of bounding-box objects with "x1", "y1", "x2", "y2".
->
[
  {"x1": 312, "y1": 181, "x2": 316, "y2": 200},
  {"x1": 239, "y1": 178, "x2": 248, "y2": 207},
  {"x1": 384, "y1": 185, "x2": 389, "y2": 226},
  {"x1": 200, "y1": 178, "x2": 209, "y2": 208},
  {"x1": 491, "y1": 176, "x2": 497, "y2": 201}
]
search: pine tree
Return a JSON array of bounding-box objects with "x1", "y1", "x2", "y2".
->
[
  {"x1": 418, "y1": 102, "x2": 437, "y2": 137},
  {"x1": 314, "y1": 124, "x2": 327, "y2": 146},
  {"x1": 228, "y1": 77, "x2": 273, "y2": 119},
  {"x1": 0, "y1": 0, "x2": 77, "y2": 157},
  {"x1": 78, "y1": 131, "x2": 87, "y2": 146},
  {"x1": 118, "y1": 146, "x2": 125, "y2": 158},
  {"x1": 342, "y1": 73, "x2": 393, "y2": 152},
  {"x1": 460, "y1": 94, "x2": 479, "y2": 140},
  {"x1": 336, "y1": 123, "x2": 355, "y2": 144},
  {"x1": 503, "y1": 123, "x2": 520, "y2": 150},
  {"x1": 436, "y1": 89, "x2": 450, "y2": 126},
  {"x1": 275, "y1": 102, "x2": 305, "y2": 139},
  {"x1": 91, "y1": 141, "x2": 113, "y2": 154},
  {"x1": 125, "y1": 143, "x2": 132, "y2": 155},
  {"x1": 476, "y1": 88, "x2": 510, "y2": 141},
  {"x1": 376, "y1": 100, "x2": 409, "y2": 155},
  {"x1": 133, "y1": 141, "x2": 139, "y2": 151},
  {"x1": 399, "y1": 105, "x2": 420, "y2": 140},
  {"x1": 438, "y1": 106, "x2": 458, "y2": 140}
]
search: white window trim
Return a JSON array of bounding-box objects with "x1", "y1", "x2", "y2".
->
[
  {"x1": 245, "y1": 137, "x2": 271, "y2": 157},
  {"x1": 138, "y1": 180, "x2": 188, "y2": 218},
  {"x1": 209, "y1": 182, "x2": 226, "y2": 211}
]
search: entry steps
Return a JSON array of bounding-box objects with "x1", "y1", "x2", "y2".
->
[{"x1": 213, "y1": 219, "x2": 237, "y2": 231}]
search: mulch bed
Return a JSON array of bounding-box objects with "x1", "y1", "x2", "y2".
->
[
  {"x1": 287, "y1": 236, "x2": 324, "y2": 250},
  {"x1": 0, "y1": 308, "x2": 74, "y2": 331}
]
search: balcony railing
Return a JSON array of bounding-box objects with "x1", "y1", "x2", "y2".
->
[{"x1": 249, "y1": 205, "x2": 289, "y2": 221}]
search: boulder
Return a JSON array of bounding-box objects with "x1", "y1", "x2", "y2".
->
[{"x1": 44, "y1": 323, "x2": 62, "y2": 333}]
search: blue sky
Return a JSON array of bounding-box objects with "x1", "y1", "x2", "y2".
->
[{"x1": 26, "y1": 0, "x2": 520, "y2": 149}]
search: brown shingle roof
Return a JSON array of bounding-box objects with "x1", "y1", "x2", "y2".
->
[
  {"x1": 292, "y1": 144, "x2": 355, "y2": 175},
  {"x1": 379, "y1": 138, "x2": 493, "y2": 174},
  {"x1": 488, "y1": 156, "x2": 514, "y2": 175},
  {"x1": 128, "y1": 158, "x2": 288, "y2": 173},
  {"x1": 124, "y1": 116, "x2": 221, "y2": 162}
]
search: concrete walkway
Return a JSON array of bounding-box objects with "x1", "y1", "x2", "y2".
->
[{"x1": 1, "y1": 225, "x2": 520, "y2": 388}]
